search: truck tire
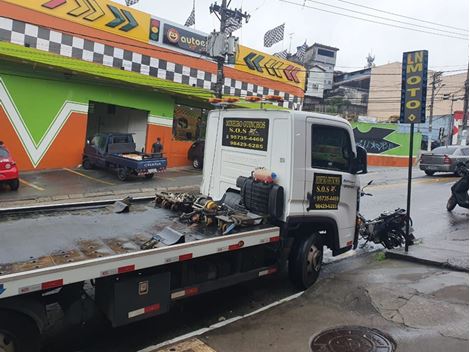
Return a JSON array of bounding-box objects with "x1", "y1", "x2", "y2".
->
[
  {"x1": 289, "y1": 232, "x2": 323, "y2": 290},
  {"x1": 425, "y1": 170, "x2": 435, "y2": 176},
  {"x1": 117, "y1": 168, "x2": 129, "y2": 181},
  {"x1": 192, "y1": 158, "x2": 203, "y2": 169},
  {"x1": 0, "y1": 310, "x2": 40, "y2": 352},
  {"x1": 9, "y1": 179, "x2": 19, "y2": 191},
  {"x1": 82, "y1": 157, "x2": 93, "y2": 170},
  {"x1": 144, "y1": 174, "x2": 155, "y2": 179}
]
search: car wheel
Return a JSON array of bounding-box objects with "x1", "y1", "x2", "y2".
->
[
  {"x1": 82, "y1": 158, "x2": 93, "y2": 170},
  {"x1": 447, "y1": 195, "x2": 457, "y2": 211},
  {"x1": 117, "y1": 168, "x2": 129, "y2": 181},
  {"x1": 289, "y1": 232, "x2": 323, "y2": 290},
  {"x1": 9, "y1": 179, "x2": 19, "y2": 191},
  {"x1": 0, "y1": 310, "x2": 41, "y2": 352},
  {"x1": 144, "y1": 174, "x2": 155, "y2": 179},
  {"x1": 425, "y1": 170, "x2": 435, "y2": 176},
  {"x1": 192, "y1": 158, "x2": 203, "y2": 169}
]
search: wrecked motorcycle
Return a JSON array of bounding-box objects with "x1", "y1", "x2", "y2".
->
[{"x1": 358, "y1": 180, "x2": 414, "y2": 249}]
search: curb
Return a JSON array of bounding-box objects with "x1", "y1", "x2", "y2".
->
[
  {"x1": 385, "y1": 249, "x2": 469, "y2": 273},
  {"x1": 0, "y1": 185, "x2": 201, "y2": 209}
]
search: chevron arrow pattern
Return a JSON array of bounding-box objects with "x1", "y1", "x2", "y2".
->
[
  {"x1": 264, "y1": 59, "x2": 283, "y2": 78},
  {"x1": 283, "y1": 65, "x2": 301, "y2": 83},
  {"x1": 42, "y1": 0, "x2": 68, "y2": 9},
  {"x1": 107, "y1": 5, "x2": 139, "y2": 32},
  {"x1": 67, "y1": 0, "x2": 104, "y2": 21},
  {"x1": 244, "y1": 52, "x2": 265, "y2": 73}
]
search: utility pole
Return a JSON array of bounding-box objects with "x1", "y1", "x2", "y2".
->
[
  {"x1": 209, "y1": 1, "x2": 249, "y2": 98},
  {"x1": 458, "y1": 68, "x2": 469, "y2": 145},
  {"x1": 428, "y1": 71, "x2": 443, "y2": 151}
]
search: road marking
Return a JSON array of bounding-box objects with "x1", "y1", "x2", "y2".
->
[
  {"x1": 63, "y1": 168, "x2": 115, "y2": 186},
  {"x1": 369, "y1": 177, "x2": 456, "y2": 190},
  {"x1": 19, "y1": 178, "x2": 45, "y2": 191},
  {"x1": 151, "y1": 338, "x2": 216, "y2": 352}
]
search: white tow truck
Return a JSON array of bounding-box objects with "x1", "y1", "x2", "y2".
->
[{"x1": 0, "y1": 109, "x2": 367, "y2": 351}]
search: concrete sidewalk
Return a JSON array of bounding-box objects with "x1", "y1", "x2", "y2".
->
[
  {"x1": 158, "y1": 255, "x2": 468, "y2": 352},
  {"x1": 0, "y1": 166, "x2": 202, "y2": 208}
]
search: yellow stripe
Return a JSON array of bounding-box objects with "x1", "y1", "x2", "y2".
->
[
  {"x1": 19, "y1": 178, "x2": 45, "y2": 191},
  {"x1": 369, "y1": 176, "x2": 457, "y2": 190},
  {"x1": 63, "y1": 168, "x2": 115, "y2": 186}
]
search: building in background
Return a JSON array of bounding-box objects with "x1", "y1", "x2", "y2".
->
[
  {"x1": 0, "y1": 0, "x2": 305, "y2": 170},
  {"x1": 288, "y1": 43, "x2": 339, "y2": 111}
]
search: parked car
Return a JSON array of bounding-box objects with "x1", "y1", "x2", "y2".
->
[
  {"x1": 188, "y1": 139, "x2": 205, "y2": 169},
  {"x1": 0, "y1": 144, "x2": 19, "y2": 190},
  {"x1": 420, "y1": 145, "x2": 469, "y2": 176}
]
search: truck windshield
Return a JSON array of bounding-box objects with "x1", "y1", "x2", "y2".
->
[{"x1": 311, "y1": 125, "x2": 352, "y2": 172}]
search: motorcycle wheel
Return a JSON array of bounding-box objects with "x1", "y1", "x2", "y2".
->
[{"x1": 447, "y1": 195, "x2": 457, "y2": 211}]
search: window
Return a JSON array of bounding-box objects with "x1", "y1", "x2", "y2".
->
[
  {"x1": 0, "y1": 147, "x2": 9, "y2": 158},
  {"x1": 173, "y1": 104, "x2": 207, "y2": 141},
  {"x1": 312, "y1": 125, "x2": 352, "y2": 172},
  {"x1": 317, "y1": 48, "x2": 335, "y2": 58},
  {"x1": 433, "y1": 146, "x2": 458, "y2": 155}
]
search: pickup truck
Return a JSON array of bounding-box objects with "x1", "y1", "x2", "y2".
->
[
  {"x1": 0, "y1": 109, "x2": 367, "y2": 351},
  {"x1": 83, "y1": 133, "x2": 167, "y2": 181}
]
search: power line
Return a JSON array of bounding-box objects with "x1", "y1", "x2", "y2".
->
[
  {"x1": 305, "y1": 0, "x2": 468, "y2": 38},
  {"x1": 279, "y1": 0, "x2": 468, "y2": 41},
  {"x1": 335, "y1": 0, "x2": 468, "y2": 33}
]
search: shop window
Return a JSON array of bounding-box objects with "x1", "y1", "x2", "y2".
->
[{"x1": 173, "y1": 104, "x2": 207, "y2": 141}]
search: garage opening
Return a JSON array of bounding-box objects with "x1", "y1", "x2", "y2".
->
[{"x1": 87, "y1": 102, "x2": 149, "y2": 151}]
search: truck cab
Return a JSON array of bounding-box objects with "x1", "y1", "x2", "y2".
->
[{"x1": 202, "y1": 109, "x2": 367, "y2": 257}]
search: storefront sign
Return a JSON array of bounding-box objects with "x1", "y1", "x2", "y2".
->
[
  {"x1": 309, "y1": 173, "x2": 342, "y2": 210},
  {"x1": 400, "y1": 50, "x2": 428, "y2": 124},
  {"x1": 236, "y1": 45, "x2": 306, "y2": 90},
  {"x1": 163, "y1": 24, "x2": 207, "y2": 55},
  {"x1": 4, "y1": 0, "x2": 151, "y2": 43},
  {"x1": 222, "y1": 118, "x2": 269, "y2": 151}
]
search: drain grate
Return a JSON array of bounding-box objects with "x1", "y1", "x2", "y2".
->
[{"x1": 310, "y1": 326, "x2": 396, "y2": 352}]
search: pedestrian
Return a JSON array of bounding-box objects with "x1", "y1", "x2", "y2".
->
[{"x1": 152, "y1": 137, "x2": 163, "y2": 154}]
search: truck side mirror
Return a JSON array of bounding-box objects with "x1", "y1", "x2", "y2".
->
[{"x1": 353, "y1": 146, "x2": 368, "y2": 174}]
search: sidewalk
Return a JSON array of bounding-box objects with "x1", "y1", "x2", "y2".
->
[
  {"x1": 157, "y1": 254, "x2": 469, "y2": 352},
  {"x1": 0, "y1": 166, "x2": 202, "y2": 208}
]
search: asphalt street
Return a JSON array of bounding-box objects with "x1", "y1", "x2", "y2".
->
[{"x1": 40, "y1": 167, "x2": 468, "y2": 352}]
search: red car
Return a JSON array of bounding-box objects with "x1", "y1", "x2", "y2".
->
[{"x1": 0, "y1": 144, "x2": 19, "y2": 191}]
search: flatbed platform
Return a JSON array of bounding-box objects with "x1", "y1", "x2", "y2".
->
[{"x1": 0, "y1": 201, "x2": 272, "y2": 277}]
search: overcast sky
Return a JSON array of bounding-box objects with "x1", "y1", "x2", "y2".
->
[{"x1": 114, "y1": 0, "x2": 469, "y2": 73}]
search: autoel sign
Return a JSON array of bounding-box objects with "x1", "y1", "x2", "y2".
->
[
  {"x1": 400, "y1": 50, "x2": 428, "y2": 124},
  {"x1": 163, "y1": 24, "x2": 207, "y2": 55}
]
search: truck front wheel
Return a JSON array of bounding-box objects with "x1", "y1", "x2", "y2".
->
[
  {"x1": 117, "y1": 168, "x2": 129, "y2": 181},
  {"x1": 289, "y1": 232, "x2": 323, "y2": 290},
  {"x1": 0, "y1": 310, "x2": 40, "y2": 352}
]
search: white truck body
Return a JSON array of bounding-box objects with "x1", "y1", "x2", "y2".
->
[{"x1": 202, "y1": 109, "x2": 360, "y2": 248}]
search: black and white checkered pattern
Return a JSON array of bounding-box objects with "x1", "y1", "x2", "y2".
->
[
  {"x1": 264, "y1": 23, "x2": 284, "y2": 48},
  {"x1": 0, "y1": 17, "x2": 301, "y2": 109}
]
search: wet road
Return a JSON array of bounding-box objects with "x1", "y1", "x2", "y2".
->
[{"x1": 43, "y1": 168, "x2": 467, "y2": 352}]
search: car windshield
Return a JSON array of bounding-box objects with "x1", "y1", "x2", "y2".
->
[
  {"x1": 432, "y1": 147, "x2": 458, "y2": 155},
  {"x1": 0, "y1": 147, "x2": 9, "y2": 158}
]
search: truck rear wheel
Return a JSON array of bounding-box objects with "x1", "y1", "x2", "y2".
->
[
  {"x1": 0, "y1": 310, "x2": 40, "y2": 352},
  {"x1": 8, "y1": 179, "x2": 19, "y2": 191},
  {"x1": 82, "y1": 157, "x2": 93, "y2": 170},
  {"x1": 289, "y1": 232, "x2": 323, "y2": 290}
]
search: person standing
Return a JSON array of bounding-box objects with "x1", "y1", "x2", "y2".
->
[{"x1": 152, "y1": 137, "x2": 163, "y2": 154}]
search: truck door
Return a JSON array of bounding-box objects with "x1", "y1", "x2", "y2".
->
[{"x1": 305, "y1": 118, "x2": 358, "y2": 248}]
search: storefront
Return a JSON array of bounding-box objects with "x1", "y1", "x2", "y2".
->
[{"x1": 0, "y1": 0, "x2": 305, "y2": 171}]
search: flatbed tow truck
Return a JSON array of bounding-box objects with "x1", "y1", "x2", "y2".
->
[{"x1": 0, "y1": 109, "x2": 367, "y2": 351}]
